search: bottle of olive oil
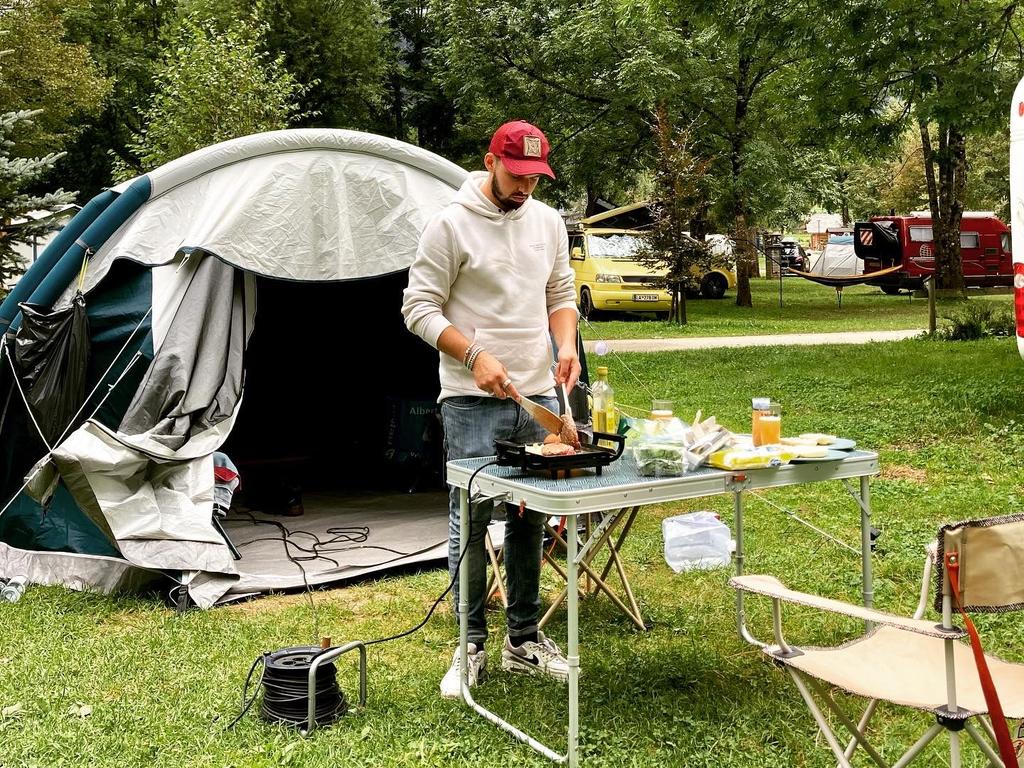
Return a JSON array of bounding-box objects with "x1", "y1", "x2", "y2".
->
[{"x1": 590, "y1": 366, "x2": 618, "y2": 434}]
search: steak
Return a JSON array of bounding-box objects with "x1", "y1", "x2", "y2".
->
[{"x1": 540, "y1": 442, "x2": 576, "y2": 456}]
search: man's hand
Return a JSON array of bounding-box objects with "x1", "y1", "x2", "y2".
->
[
  {"x1": 554, "y1": 344, "x2": 581, "y2": 391},
  {"x1": 473, "y1": 351, "x2": 521, "y2": 400}
]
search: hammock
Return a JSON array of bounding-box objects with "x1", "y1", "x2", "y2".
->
[{"x1": 788, "y1": 263, "x2": 904, "y2": 289}]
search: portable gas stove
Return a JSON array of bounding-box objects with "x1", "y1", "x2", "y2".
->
[{"x1": 494, "y1": 432, "x2": 626, "y2": 479}]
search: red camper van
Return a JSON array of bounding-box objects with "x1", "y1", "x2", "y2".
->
[
  {"x1": 852, "y1": 212, "x2": 1012, "y2": 294},
  {"x1": 1012, "y1": 76, "x2": 1024, "y2": 358}
]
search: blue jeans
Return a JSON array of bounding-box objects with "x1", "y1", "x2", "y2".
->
[{"x1": 441, "y1": 394, "x2": 558, "y2": 646}]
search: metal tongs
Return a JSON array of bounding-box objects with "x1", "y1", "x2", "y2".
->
[{"x1": 560, "y1": 383, "x2": 581, "y2": 448}]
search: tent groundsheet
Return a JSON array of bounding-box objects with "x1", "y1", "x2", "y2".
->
[{"x1": 192, "y1": 492, "x2": 449, "y2": 606}]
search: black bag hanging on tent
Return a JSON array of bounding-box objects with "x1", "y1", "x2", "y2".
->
[{"x1": 13, "y1": 292, "x2": 90, "y2": 446}]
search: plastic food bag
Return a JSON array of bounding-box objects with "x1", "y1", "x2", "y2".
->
[
  {"x1": 662, "y1": 511, "x2": 732, "y2": 572},
  {"x1": 633, "y1": 440, "x2": 699, "y2": 476}
]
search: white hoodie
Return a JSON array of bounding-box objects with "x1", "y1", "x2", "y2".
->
[{"x1": 402, "y1": 171, "x2": 577, "y2": 401}]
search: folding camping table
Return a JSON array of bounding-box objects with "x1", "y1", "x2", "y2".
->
[{"x1": 446, "y1": 449, "x2": 880, "y2": 768}]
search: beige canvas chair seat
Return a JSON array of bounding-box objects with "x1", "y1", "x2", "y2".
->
[
  {"x1": 732, "y1": 513, "x2": 1024, "y2": 768},
  {"x1": 768, "y1": 622, "x2": 1024, "y2": 719}
]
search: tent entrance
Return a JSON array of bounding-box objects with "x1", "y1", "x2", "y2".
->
[{"x1": 214, "y1": 272, "x2": 449, "y2": 597}]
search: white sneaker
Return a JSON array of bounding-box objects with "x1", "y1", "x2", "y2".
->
[
  {"x1": 500, "y1": 631, "x2": 570, "y2": 682},
  {"x1": 440, "y1": 643, "x2": 486, "y2": 699}
]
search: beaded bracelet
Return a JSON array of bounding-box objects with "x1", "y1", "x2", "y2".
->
[
  {"x1": 463, "y1": 343, "x2": 480, "y2": 369},
  {"x1": 466, "y1": 345, "x2": 485, "y2": 371}
]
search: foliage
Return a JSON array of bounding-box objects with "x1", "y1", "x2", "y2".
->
[
  {"x1": 115, "y1": 7, "x2": 309, "y2": 178},
  {"x1": 0, "y1": 25, "x2": 78, "y2": 288},
  {"x1": 661, "y1": 0, "x2": 817, "y2": 306},
  {"x1": 938, "y1": 300, "x2": 1015, "y2": 340},
  {"x1": 634, "y1": 111, "x2": 717, "y2": 324},
  {"x1": 844, "y1": 125, "x2": 1012, "y2": 223},
  {"x1": 433, "y1": 0, "x2": 672, "y2": 207},
  {"x1": 812, "y1": 0, "x2": 1024, "y2": 290},
  {"x1": 963, "y1": 131, "x2": 1011, "y2": 221},
  {"x1": 0, "y1": 109, "x2": 76, "y2": 287},
  {"x1": 53, "y1": 0, "x2": 177, "y2": 194},
  {"x1": 845, "y1": 128, "x2": 931, "y2": 220},
  {"x1": 0, "y1": 0, "x2": 109, "y2": 157},
  {"x1": 177, "y1": 0, "x2": 390, "y2": 132}
]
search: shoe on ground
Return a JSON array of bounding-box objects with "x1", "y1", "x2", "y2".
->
[
  {"x1": 500, "y1": 631, "x2": 570, "y2": 682},
  {"x1": 440, "y1": 643, "x2": 486, "y2": 699}
]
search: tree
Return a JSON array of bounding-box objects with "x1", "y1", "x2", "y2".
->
[
  {"x1": 53, "y1": 0, "x2": 177, "y2": 195},
  {"x1": 635, "y1": 111, "x2": 716, "y2": 325},
  {"x1": 116, "y1": 8, "x2": 308, "y2": 177},
  {"x1": 177, "y1": 0, "x2": 390, "y2": 132},
  {"x1": 814, "y1": 0, "x2": 1024, "y2": 291},
  {"x1": 376, "y1": 0, "x2": 473, "y2": 156},
  {"x1": 0, "y1": 0, "x2": 109, "y2": 157},
  {"x1": 661, "y1": 0, "x2": 816, "y2": 307},
  {"x1": 434, "y1": 0, "x2": 673, "y2": 207},
  {"x1": 0, "y1": 110, "x2": 76, "y2": 291}
]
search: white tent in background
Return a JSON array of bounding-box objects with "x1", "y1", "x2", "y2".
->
[{"x1": 811, "y1": 233, "x2": 861, "y2": 276}]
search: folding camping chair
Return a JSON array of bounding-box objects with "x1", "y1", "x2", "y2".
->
[{"x1": 731, "y1": 513, "x2": 1024, "y2": 768}]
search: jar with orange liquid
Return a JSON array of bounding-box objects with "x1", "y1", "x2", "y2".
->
[
  {"x1": 751, "y1": 398, "x2": 782, "y2": 445},
  {"x1": 760, "y1": 403, "x2": 782, "y2": 445}
]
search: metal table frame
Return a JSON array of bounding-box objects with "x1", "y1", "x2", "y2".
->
[{"x1": 446, "y1": 450, "x2": 880, "y2": 767}]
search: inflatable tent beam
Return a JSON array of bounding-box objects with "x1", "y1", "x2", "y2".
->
[
  {"x1": 15, "y1": 177, "x2": 152, "y2": 329},
  {"x1": 0, "y1": 189, "x2": 118, "y2": 333}
]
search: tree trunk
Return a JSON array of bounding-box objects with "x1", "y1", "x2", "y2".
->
[
  {"x1": 731, "y1": 56, "x2": 757, "y2": 295},
  {"x1": 673, "y1": 283, "x2": 687, "y2": 324},
  {"x1": 391, "y1": 73, "x2": 404, "y2": 141},
  {"x1": 920, "y1": 119, "x2": 965, "y2": 293},
  {"x1": 734, "y1": 213, "x2": 754, "y2": 307},
  {"x1": 919, "y1": 118, "x2": 939, "y2": 221}
]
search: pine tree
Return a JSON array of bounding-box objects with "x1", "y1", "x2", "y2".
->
[{"x1": 0, "y1": 107, "x2": 75, "y2": 293}]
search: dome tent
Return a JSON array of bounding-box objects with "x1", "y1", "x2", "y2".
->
[{"x1": 0, "y1": 129, "x2": 467, "y2": 607}]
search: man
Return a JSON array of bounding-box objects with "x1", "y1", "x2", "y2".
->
[{"x1": 402, "y1": 120, "x2": 581, "y2": 698}]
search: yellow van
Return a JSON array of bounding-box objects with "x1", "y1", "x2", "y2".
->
[{"x1": 567, "y1": 203, "x2": 736, "y2": 318}]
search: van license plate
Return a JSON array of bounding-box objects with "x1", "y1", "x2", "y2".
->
[{"x1": 633, "y1": 293, "x2": 659, "y2": 301}]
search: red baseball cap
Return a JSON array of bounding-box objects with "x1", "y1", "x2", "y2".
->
[{"x1": 488, "y1": 120, "x2": 555, "y2": 179}]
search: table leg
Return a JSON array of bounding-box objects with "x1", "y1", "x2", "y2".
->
[
  {"x1": 733, "y1": 489, "x2": 763, "y2": 647},
  {"x1": 605, "y1": 544, "x2": 643, "y2": 626},
  {"x1": 597, "y1": 507, "x2": 640, "y2": 584},
  {"x1": 459, "y1": 488, "x2": 470, "y2": 701},
  {"x1": 860, "y1": 476, "x2": 873, "y2": 612},
  {"x1": 567, "y1": 513, "x2": 580, "y2": 768},
  {"x1": 453, "y1": 486, "x2": 572, "y2": 763}
]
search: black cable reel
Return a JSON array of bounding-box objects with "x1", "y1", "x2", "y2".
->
[
  {"x1": 262, "y1": 647, "x2": 347, "y2": 726},
  {"x1": 230, "y1": 641, "x2": 368, "y2": 734}
]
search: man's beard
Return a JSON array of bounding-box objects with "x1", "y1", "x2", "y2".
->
[{"x1": 491, "y1": 174, "x2": 526, "y2": 211}]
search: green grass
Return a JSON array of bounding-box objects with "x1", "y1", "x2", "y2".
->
[
  {"x1": 3, "y1": 338, "x2": 1024, "y2": 767},
  {"x1": 580, "y1": 277, "x2": 1012, "y2": 338}
]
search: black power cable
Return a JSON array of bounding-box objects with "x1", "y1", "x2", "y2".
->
[{"x1": 226, "y1": 460, "x2": 501, "y2": 730}]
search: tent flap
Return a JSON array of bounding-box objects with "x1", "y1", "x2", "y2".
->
[
  {"x1": 120, "y1": 256, "x2": 248, "y2": 448},
  {"x1": 14, "y1": 293, "x2": 90, "y2": 445}
]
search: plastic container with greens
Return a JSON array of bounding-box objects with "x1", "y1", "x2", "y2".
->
[{"x1": 633, "y1": 439, "x2": 700, "y2": 476}]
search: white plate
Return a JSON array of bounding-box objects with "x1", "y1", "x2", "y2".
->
[
  {"x1": 738, "y1": 435, "x2": 858, "y2": 451},
  {"x1": 828, "y1": 437, "x2": 857, "y2": 451},
  {"x1": 791, "y1": 449, "x2": 849, "y2": 463}
]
